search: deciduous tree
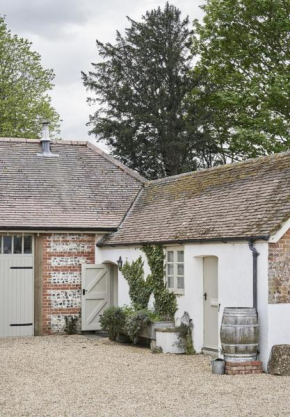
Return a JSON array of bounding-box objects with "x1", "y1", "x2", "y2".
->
[
  {"x1": 193, "y1": 0, "x2": 290, "y2": 160},
  {"x1": 0, "y1": 16, "x2": 60, "y2": 138}
]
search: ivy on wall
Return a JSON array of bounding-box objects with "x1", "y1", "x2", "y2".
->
[
  {"x1": 121, "y1": 245, "x2": 177, "y2": 320},
  {"x1": 121, "y1": 257, "x2": 153, "y2": 310},
  {"x1": 141, "y1": 245, "x2": 177, "y2": 320}
]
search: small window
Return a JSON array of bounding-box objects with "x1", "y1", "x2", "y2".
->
[
  {"x1": 13, "y1": 235, "x2": 22, "y2": 254},
  {"x1": 3, "y1": 236, "x2": 12, "y2": 254},
  {"x1": 24, "y1": 236, "x2": 32, "y2": 254},
  {"x1": 165, "y1": 248, "x2": 185, "y2": 294},
  {"x1": 0, "y1": 235, "x2": 33, "y2": 255}
]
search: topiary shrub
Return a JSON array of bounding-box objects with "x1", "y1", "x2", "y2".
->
[
  {"x1": 121, "y1": 257, "x2": 153, "y2": 310},
  {"x1": 99, "y1": 306, "x2": 127, "y2": 341},
  {"x1": 141, "y1": 245, "x2": 177, "y2": 320}
]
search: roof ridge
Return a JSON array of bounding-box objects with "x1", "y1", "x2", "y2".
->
[
  {"x1": 0, "y1": 137, "x2": 40, "y2": 143},
  {"x1": 150, "y1": 151, "x2": 290, "y2": 184},
  {"x1": 0, "y1": 138, "x2": 90, "y2": 146},
  {"x1": 53, "y1": 140, "x2": 87, "y2": 146},
  {"x1": 86, "y1": 141, "x2": 148, "y2": 184}
]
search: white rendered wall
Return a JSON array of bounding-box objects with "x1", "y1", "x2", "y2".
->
[
  {"x1": 267, "y1": 304, "x2": 290, "y2": 361},
  {"x1": 97, "y1": 240, "x2": 269, "y2": 362}
]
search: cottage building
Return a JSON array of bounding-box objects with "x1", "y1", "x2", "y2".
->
[
  {"x1": 0, "y1": 136, "x2": 144, "y2": 336},
  {"x1": 1, "y1": 133, "x2": 290, "y2": 368}
]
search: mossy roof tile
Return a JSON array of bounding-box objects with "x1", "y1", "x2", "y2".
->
[{"x1": 103, "y1": 152, "x2": 290, "y2": 245}]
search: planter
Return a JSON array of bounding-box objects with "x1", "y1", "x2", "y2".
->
[
  {"x1": 139, "y1": 321, "x2": 175, "y2": 340},
  {"x1": 155, "y1": 328, "x2": 185, "y2": 354}
]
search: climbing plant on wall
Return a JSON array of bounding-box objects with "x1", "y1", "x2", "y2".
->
[
  {"x1": 141, "y1": 245, "x2": 178, "y2": 320},
  {"x1": 121, "y1": 245, "x2": 178, "y2": 320},
  {"x1": 121, "y1": 256, "x2": 153, "y2": 310}
]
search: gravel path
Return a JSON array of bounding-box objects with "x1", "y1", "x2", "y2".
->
[{"x1": 0, "y1": 335, "x2": 289, "y2": 417}]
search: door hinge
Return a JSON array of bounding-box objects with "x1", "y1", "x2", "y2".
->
[{"x1": 203, "y1": 292, "x2": 207, "y2": 301}]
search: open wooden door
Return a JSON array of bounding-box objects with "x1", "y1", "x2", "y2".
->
[{"x1": 81, "y1": 264, "x2": 110, "y2": 331}]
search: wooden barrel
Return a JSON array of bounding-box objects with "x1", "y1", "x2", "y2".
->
[{"x1": 220, "y1": 307, "x2": 259, "y2": 362}]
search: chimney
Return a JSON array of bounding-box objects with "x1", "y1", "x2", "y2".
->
[{"x1": 37, "y1": 120, "x2": 59, "y2": 157}]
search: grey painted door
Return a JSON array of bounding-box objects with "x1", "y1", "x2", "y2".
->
[
  {"x1": 81, "y1": 264, "x2": 111, "y2": 331},
  {"x1": 0, "y1": 255, "x2": 34, "y2": 337},
  {"x1": 203, "y1": 257, "x2": 219, "y2": 350}
]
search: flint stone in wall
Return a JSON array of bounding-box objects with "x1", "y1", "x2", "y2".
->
[
  {"x1": 50, "y1": 272, "x2": 81, "y2": 285},
  {"x1": 47, "y1": 234, "x2": 93, "y2": 241},
  {"x1": 49, "y1": 290, "x2": 81, "y2": 309},
  {"x1": 50, "y1": 257, "x2": 88, "y2": 267},
  {"x1": 268, "y1": 345, "x2": 290, "y2": 375},
  {"x1": 51, "y1": 314, "x2": 81, "y2": 333},
  {"x1": 48, "y1": 242, "x2": 92, "y2": 253}
]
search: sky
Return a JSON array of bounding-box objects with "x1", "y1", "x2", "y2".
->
[{"x1": 2, "y1": 0, "x2": 205, "y2": 150}]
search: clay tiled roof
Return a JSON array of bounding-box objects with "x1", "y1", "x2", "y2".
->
[
  {"x1": 0, "y1": 138, "x2": 145, "y2": 230},
  {"x1": 102, "y1": 152, "x2": 290, "y2": 245}
]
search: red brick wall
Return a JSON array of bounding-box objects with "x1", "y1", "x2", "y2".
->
[
  {"x1": 42, "y1": 233, "x2": 95, "y2": 334},
  {"x1": 269, "y1": 229, "x2": 290, "y2": 303},
  {"x1": 225, "y1": 361, "x2": 263, "y2": 375}
]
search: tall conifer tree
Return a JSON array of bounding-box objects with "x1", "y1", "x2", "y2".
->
[{"x1": 83, "y1": 3, "x2": 209, "y2": 179}]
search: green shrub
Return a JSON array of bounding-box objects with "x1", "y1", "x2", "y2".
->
[
  {"x1": 125, "y1": 310, "x2": 151, "y2": 344},
  {"x1": 99, "y1": 306, "x2": 127, "y2": 341},
  {"x1": 121, "y1": 257, "x2": 153, "y2": 310}
]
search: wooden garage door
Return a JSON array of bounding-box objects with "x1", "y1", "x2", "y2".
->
[{"x1": 0, "y1": 235, "x2": 34, "y2": 337}]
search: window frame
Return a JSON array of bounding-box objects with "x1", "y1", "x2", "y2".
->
[
  {"x1": 165, "y1": 247, "x2": 185, "y2": 295},
  {"x1": 0, "y1": 234, "x2": 33, "y2": 255}
]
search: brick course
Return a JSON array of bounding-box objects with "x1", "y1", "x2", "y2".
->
[
  {"x1": 269, "y1": 229, "x2": 290, "y2": 303},
  {"x1": 225, "y1": 361, "x2": 263, "y2": 375},
  {"x1": 42, "y1": 233, "x2": 95, "y2": 334}
]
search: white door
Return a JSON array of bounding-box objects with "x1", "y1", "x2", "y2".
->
[
  {"x1": 82, "y1": 264, "x2": 111, "y2": 331},
  {"x1": 0, "y1": 235, "x2": 34, "y2": 337},
  {"x1": 203, "y1": 257, "x2": 219, "y2": 350}
]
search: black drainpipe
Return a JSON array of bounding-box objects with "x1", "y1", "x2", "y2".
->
[{"x1": 248, "y1": 240, "x2": 260, "y2": 313}]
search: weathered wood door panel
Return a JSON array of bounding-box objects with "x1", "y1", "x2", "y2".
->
[
  {"x1": 81, "y1": 264, "x2": 111, "y2": 331},
  {"x1": 0, "y1": 256, "x2": 34, "y2": 337},
  {"x1": 203, "y1": 257, "x2": 219, "y2": 350}
]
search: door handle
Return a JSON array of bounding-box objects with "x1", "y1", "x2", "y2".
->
[{"x1": 203, "y1": 292, "x2": 207, "y2": 301}]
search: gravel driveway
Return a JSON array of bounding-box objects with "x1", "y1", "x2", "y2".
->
[{"x1": 0, "y1": 335, "x2": 289, "y2": 417}]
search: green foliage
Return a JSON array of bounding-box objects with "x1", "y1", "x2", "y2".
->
[
  {"x1": 176, "y1": 323, "x2": 196, "y2": 355},
  {"x1": 101, "y1": 244, "x2": 177, "y2": 344},
  {"x1": 0, "y1": 16, "x2": 60, "y2": 138},
  {"x1": 64, "y1": 315, "x2": 79, "y2": 335},
  {"x1": 141, "y1": 245, "x2": 177, "y2": 320},
  {"x1": 121, "y1": 257, "x2": 153, "y2": 310},
  {"x1": 100, "y1": 305, "x2": 162, "y2": 344},
  {"x1": 124, "y1": 310, "x2": 151, "y2": 344},
  {"x1": 121, "y1": 246, "x2": 177, "y2": 320},
  {"x1": 82, "y1": 3, "x2": 210, "y2": 179},
  {"x1": 99, "y1": 306, "x2": 127, "y2": 341},
  {"x1": 192, "y1": 0, "x2": 290, "y2": 161}
]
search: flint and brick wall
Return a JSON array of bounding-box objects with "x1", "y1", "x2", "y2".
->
[
  {"x1": 269, "y1": 229, "x2": 290, "y2": 304},
  {"x1": 42, "y1": 233, "x2": 95, "y2": 334}
]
